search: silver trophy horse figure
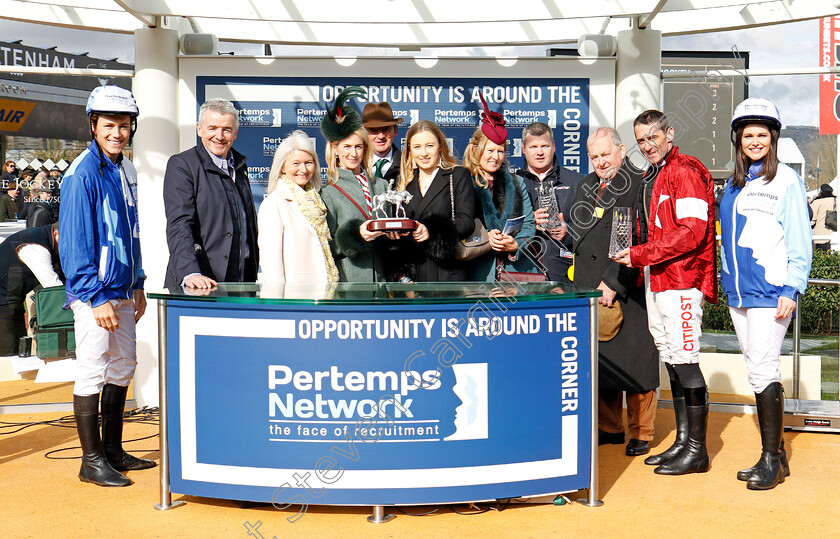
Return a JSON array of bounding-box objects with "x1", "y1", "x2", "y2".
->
[{"x1": 373, "y1": 179, "x2": 413, "y2": 219}]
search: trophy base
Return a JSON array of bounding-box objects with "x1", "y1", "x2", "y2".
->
[{"x1": 367, "y1": 218, "x2": 418, "y2": 232}]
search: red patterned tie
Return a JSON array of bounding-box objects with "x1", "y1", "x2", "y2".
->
[{"x1": 356, "y1": 173, "x2": 373, "y2": 214}]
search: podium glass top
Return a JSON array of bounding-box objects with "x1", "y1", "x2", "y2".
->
[{"x1": 147, "y1": 281, "x2": 600, "y2": 306}]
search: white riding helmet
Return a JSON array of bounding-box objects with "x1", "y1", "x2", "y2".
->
[
  {"x1": 86, "y1": 85, "x2": 139, "y2": 117},
  {"x1": 731, "y1": 98, "x2": 781, "y2": 131}
]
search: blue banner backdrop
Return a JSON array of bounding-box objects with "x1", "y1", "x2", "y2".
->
[
  {"x1": 165, "y1": 298, "x2": 593, "y2": 506},
  {"x1": 196, "y1": 76, "x2": 590, "y2": 209}
]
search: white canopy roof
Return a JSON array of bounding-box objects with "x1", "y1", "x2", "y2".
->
[
  {"x1": 0, "y1": 0, "x2": 837, "y2": 48},
  {"x1": 778, "y1": 137, "x2": 806, "y2": 166}
]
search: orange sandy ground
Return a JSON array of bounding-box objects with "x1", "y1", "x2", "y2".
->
[{"x1": 2, "y1": 408, "x2": 840, "y2": 538}]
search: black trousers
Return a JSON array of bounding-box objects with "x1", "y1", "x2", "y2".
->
[{"x1": 0, "y1": 305, "x2": 25, "y2": 356}]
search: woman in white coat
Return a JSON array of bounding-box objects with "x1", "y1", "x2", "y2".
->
[{"x1": 258, "y1": 130, "x2": 339, "y2": 285}]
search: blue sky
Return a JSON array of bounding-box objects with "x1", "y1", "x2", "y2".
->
[{"x1": 0, "y1": 18, "x2": 822, "y2": 126}]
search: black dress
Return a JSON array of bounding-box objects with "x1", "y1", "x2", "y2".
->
[{"x1": 401, "y1": 166, "x2": 475, "y2": 282}]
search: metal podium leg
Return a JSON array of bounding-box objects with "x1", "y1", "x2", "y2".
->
[
  {"x1": 577, "y1": 298, "x2": 603, "y2": 507},
  {"x1": 792, "y1": 294, "x2": 802, "y2": 399},
  {"x1": 367, "y1": 505, "x2": 395, "y2": 523},
  {"x1": 155, "y1": 300, "x2": 185, "y2": 511}
]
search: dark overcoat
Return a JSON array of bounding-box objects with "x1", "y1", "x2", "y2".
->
[
  {"x1": 401, "y1": 166, "x2": 476, "y2": 282},
  {"x1": 381, "y1": 146, "x2": 402, "y2": 183},
  {"x1": 571, "y1": 158, "x2": 659, "y2": 391},
  {"x1": 163, "y1": 144, "x2": 259, "y2": 288}
]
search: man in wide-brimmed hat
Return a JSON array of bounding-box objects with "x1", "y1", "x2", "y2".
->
[
  {"x1": 0, "y1": 179, "x2": 19, "y2": 221},
  {"x1": 362, "y1": 101, "x2": 403, "y2": 182}
]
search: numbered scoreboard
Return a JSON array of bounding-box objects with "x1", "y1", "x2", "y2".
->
[{"x1": 662, "y1": 51, "x2": 749, "y2": 180}]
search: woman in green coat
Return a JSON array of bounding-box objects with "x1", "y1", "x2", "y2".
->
[
  {"x1": 318, "y1": 87, "x2": 402, "y2": 282},
  {"x1": 320, "y1": 125, "x2": 393, "y2": 282},
  {"x1": 0, "y1": 181, "x2": 20, "y2": 222}
]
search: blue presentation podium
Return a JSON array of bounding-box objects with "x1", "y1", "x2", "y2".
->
[{"x1": 148, "y1": 282, "x2": 602, "y2": 520}]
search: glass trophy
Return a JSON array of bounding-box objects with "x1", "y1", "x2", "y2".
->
[
  {"x1": 538, "y1": 181, "x2": 563, "y2": 230},
  {"x1": 608, "y1": 207, "x2": 632, "y2": 258}
]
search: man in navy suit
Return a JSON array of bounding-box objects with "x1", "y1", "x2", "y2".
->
[{"x1": 163, "y1": 98, "x2": 258, "y2": 290}]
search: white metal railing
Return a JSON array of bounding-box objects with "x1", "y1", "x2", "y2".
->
[{"x1": 792, "y1": 278, "x2": 840, "y2": 400}]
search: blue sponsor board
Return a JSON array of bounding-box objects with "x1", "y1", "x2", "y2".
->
[
  {"x1": 197, "y1": 76, "x2": 590, "y2": 209},
  {"x1": 166, "y1": 298, "x2": 592, "y2": 506}
]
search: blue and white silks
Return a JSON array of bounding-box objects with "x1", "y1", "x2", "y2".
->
[{"x1": 719, "y1": 161, "x2": 812, "y2": 308}]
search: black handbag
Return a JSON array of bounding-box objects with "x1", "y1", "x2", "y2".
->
[
  {"x1": 826, "y1": 197, "x2": 837, "y2": 232},
  {"x1": 449, "y1": 175, "x2": 490, "y2": 261}
]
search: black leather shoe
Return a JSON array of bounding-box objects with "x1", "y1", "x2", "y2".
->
[
  {"x1": 598, "y1": 430, "x2": 625, "y2": 445},
  {"x1": 626, "y1": 439, "x2": 650, "y2": 456}
]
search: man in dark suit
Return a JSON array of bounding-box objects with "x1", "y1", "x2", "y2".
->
[
  {"x1": 517, "y1": 122, "x2": 582, "y2": 282},
  {"x1": 163, "y1": 98, "x2": 258, "y2": 290},
  {"x1": 571, "y1": 127, "x2": 658, "y2": 456},
  {"x1": 363, "y1": 101, "x2": 402, "y2": 183}
]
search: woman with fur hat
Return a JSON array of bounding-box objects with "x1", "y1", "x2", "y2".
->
[
  {"x1": 463, "y1": 96, "x2": 537, "y2": 281},
  {"x1": 393, "y1": 120, "x2": 475, "y2": 281},
  {"x1": 319, "y1": 87, "x2": 395, "y2": 282}
]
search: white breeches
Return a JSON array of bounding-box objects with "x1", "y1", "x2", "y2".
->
[
  {"x1": 645, "y1": 270, "x2": 704, "y2": 365},
  {"x1": 729, "y1": 306, "x2": 790, "y2": 393},
  {"x1": 71, "y1": 299, "x2": 137, "y2": 396}
]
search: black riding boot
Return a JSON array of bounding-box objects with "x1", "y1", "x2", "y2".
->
[
  {"x1": 746, "y1": 382, "x2": 786, "y2": 490},
  {"x1": 654, "y1": 386, "x2": 710, "y2": 475},
  {"x1": 74, "y1": 393, "x2": 131, "y2": 487},
  {"x1": 645, "y1": 366, "x2": 687, "y2": 466},
  {"x1": 737, "y1": 440, "x2": 789, "y2": 481},
  {"x1": 101, "y1": 384, "x2": 157, "y2": 471}
]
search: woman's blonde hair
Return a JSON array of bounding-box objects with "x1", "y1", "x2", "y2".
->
[
  {"x1": 325, "y1": 127, "x2": 373, "y2": 185},
  {"x1": 462, "y1": 128, "x2": 508, "y2": 189},
  {"x1": 398, "y1": 120, "x2": 457, "y2": 191},
  {"x1": 266, "y1": 130, "x2": 321, "y2": 194}
]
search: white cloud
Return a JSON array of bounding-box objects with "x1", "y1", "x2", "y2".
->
[{"x1": 665, "y1": 19, "x2": 820, "y2": 125}]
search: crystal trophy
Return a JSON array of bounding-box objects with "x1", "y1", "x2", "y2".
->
[
  {"x1": 367, "y1": 179, "x2": 418, "y2": 232},
  {"x1": 608, "y1": 207, "x2": 632, "y2": 258},
  {"x1": 538, "y1": 181, "x2": 563, "y2": 230}
]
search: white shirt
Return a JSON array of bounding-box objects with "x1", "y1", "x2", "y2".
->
[{"x1": 17, "y1": 244, "x2": 62, "y2": 288}]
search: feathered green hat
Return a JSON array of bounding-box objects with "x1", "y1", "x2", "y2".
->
[{"x1": 320, "y1": 86, "x2": 367, "y2": 142}]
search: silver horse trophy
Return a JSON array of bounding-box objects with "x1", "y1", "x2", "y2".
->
[{"x1": 367, "y1": 179, "x2": 418, "y2": 232}]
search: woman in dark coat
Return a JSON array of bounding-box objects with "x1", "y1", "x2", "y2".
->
[
  {"x1": 572, "y1": 127, "x2": 659, "y2": 456},
  {"x1": 395, "y1": 120, "x2": 475, "y2": 281}
]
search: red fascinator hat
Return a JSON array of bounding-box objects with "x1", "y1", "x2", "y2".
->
[{"x1": 478, "y1": 93, "x2": 507, "y2": 145}]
